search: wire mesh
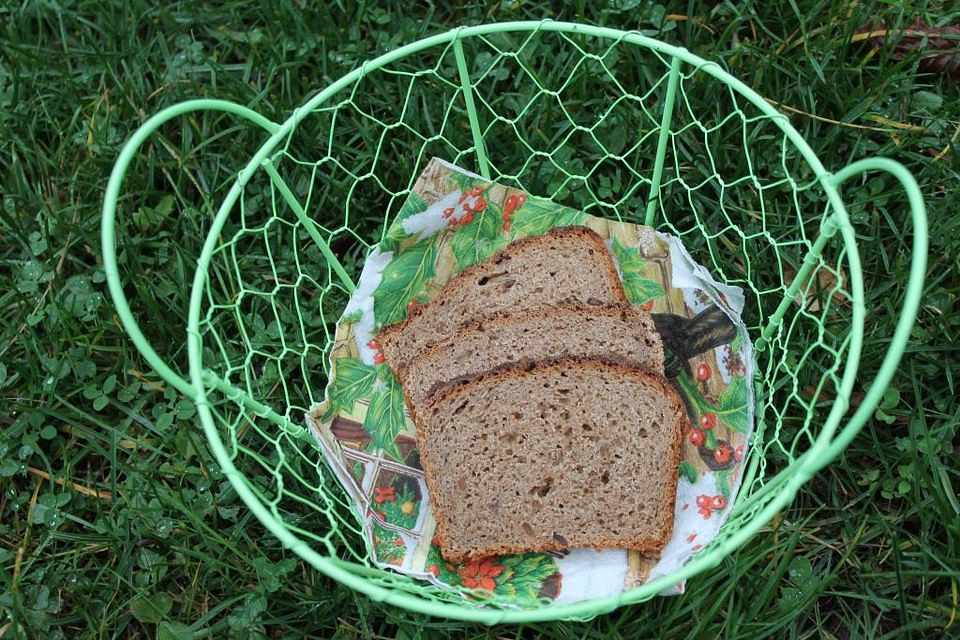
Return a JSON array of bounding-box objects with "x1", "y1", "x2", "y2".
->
[
  {"x1": 101, "y1": 22, "x2": 927, "y2": 622},
  {"x1": 191, "y1": 27, "x2": 858, "y2": 615}
]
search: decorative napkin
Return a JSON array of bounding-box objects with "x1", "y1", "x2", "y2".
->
[{"x1": 306, "y1": 158, "x2": 754, "y2": 604}]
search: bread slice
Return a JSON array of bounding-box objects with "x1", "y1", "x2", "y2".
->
[
  {"x1": 399, "y1": 302, "x2": 665, "y2": 407},
  {"x1": 377, "y1": 226, "x2": 625, "y2": 374},
  {"x1": 417, "y1": 358, "x2": 684, "y2": 563}
]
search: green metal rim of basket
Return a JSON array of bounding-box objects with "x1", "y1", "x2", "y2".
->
[{"x1": 101, "y1": 20, "x2": 928, "y2": 623}]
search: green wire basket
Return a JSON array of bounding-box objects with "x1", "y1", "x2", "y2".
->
[{"x1": 102, "y1": 21, "x2": 928, "y2": 623}]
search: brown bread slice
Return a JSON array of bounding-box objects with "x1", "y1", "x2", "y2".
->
[
  {"x1": 417, "y1": 358, "x2": 684, "y2": 563},
  {"x1": 399, "y1": 302, "x2": 665, "y2": 407},
  {"x1": 377, "y1": 226, "x2": 625, "y2": 374}
]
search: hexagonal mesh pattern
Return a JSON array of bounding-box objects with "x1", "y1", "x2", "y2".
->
[{"x1": 192, "y1": 27, "x2": 859, "y2": 615}]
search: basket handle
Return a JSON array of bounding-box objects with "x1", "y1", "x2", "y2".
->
[
  {"x1": 815, "y1": 157, "x2": 928, "y2": 465},
  {"x1": 101, "y1": 99, "x2": 281, "y2": 398}
]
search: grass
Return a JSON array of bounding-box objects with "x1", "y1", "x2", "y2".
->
[{"x1": 1, "y1": 0, "x2": 958, "y2": 637}]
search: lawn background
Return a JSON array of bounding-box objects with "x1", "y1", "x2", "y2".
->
[{"x1": 1, "y1": 1, "x2": 958, "y2": 638}]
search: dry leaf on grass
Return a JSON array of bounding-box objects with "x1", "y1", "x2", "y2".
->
[
  {"x1": 784, "y1": 263, "x2": 849, "y2": 313},
  {"x1": 855, "y1": 19, "x2": 960, "y2": 77}
]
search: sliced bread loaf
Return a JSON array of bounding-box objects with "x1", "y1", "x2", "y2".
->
[
  {"x1": 377, "y1": 226, "x2": 625, "y2": 374},
  {"x1": 417, "y1": 358, "x2": 684, "y2": 563},
  {"x1": 399, "y1": 302, "x2": 665, "y2": 407}
]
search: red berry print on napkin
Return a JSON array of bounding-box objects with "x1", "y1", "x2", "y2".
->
[
  {"x1": 694, "y1": 494, "x2": 728, "y2": 519},
  {"x1": 696, "y1": 362, "x2": 712, "y2": 382},
  {"x1": 367, "y1": 339, "x2": 385, "y2": 364},
  {"x1": 501, "y1": 192, "x2": 527, "y2": 231}
]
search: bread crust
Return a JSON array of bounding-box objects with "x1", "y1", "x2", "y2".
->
[
  {"x1": 377, "y1": 225, "x2": 626, "y2": 375},
  {"x1": 415, "y1": 357, "x2": 685, "y2": 564},
  {"x1": 396, "y1": 301, "x2": 664, "y2": 406}
]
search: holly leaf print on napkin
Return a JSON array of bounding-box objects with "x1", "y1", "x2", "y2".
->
[
  {"x1": 714, "y1": 375, "x2": 749, "y2": 434},
  {"x1": 362, "y1": 367, "x2": 407, "y2": 461},
  {"x1": 493, "y1": 553, "x2": 560, "y2": 601},
  {"x1": 507, "y1": 196, "x2": 587, "y2": 240},
  {"x1": 450, "y1": 198, "x2": 508, "y2": 268},
  {"x1": 611, "y1": 238, "x2": 666, "y2": 306},
  {"x1": 326, "y1": 357, "x2": 377, "y2": 414},
  {"x1": 371, "y1": 238, "x2": 437, "y2": 326}
]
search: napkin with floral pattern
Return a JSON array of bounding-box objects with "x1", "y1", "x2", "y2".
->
[{"x1": 306, "y1": 158, "x2": 754, "y2": 605}]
